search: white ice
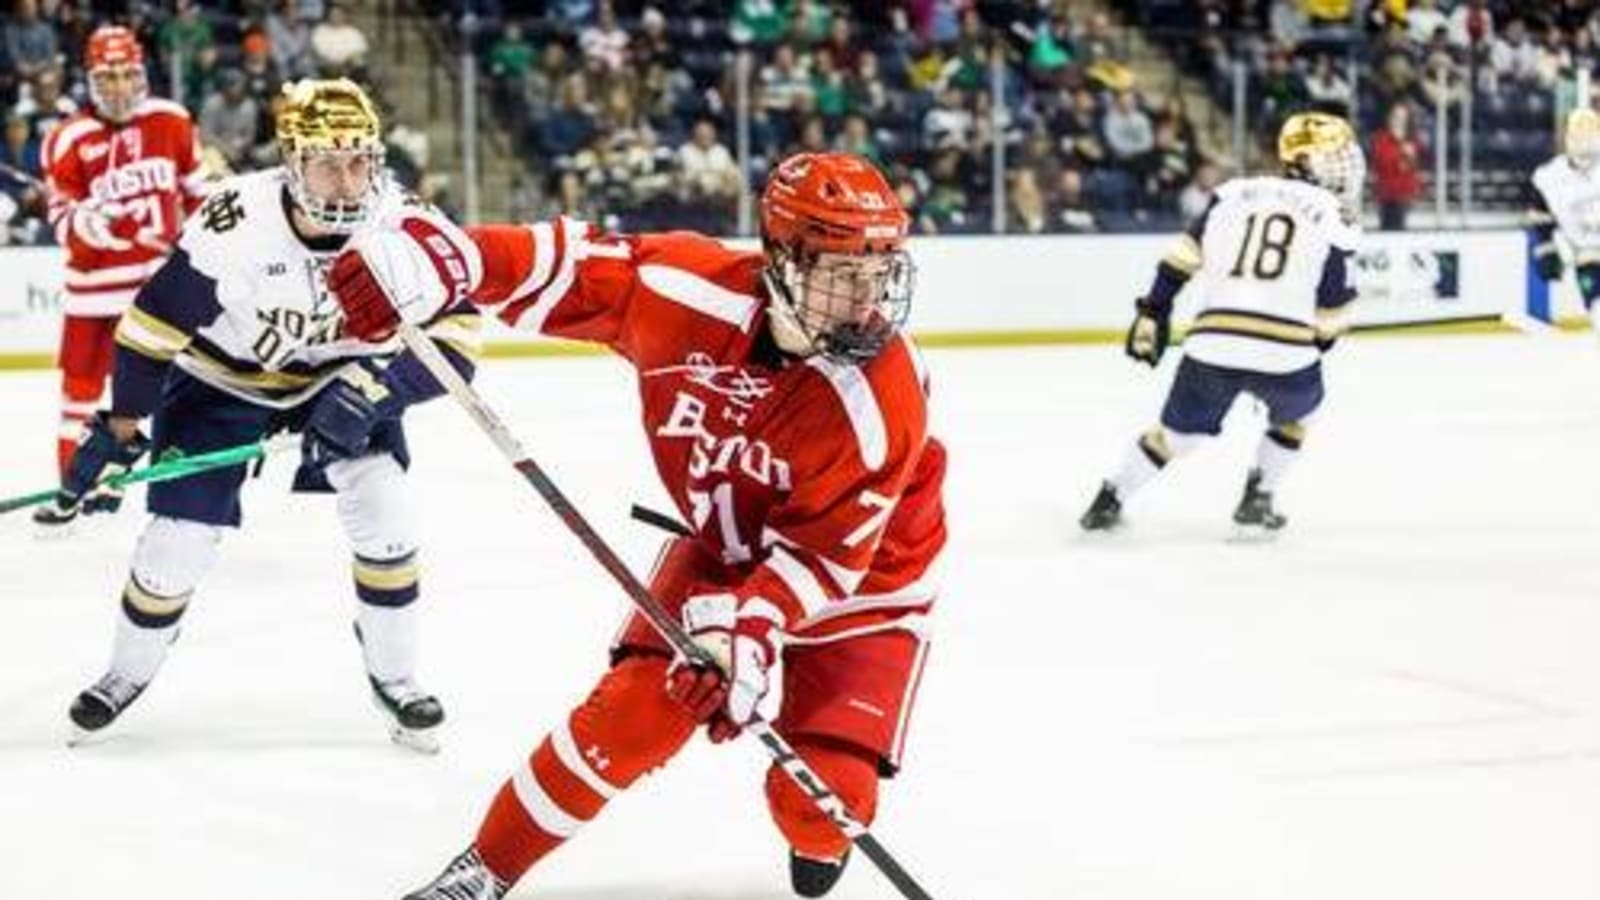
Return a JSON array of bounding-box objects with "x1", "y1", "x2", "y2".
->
[{"x1": 2, "y1": 333, "x2": 1599, "y2": 900}]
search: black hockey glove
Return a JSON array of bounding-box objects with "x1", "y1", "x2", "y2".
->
[
  {"x1": 56, "y1": 413, "x2": 150, "y2": 516},
  {"x1": 1536, "y1": 251, "x2": 1563, "y2": 282},
  {"x1": 1124, "y1": 297, "x2": 1170, "y2": 367}
]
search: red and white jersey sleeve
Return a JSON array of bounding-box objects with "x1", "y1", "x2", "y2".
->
[
  {"x1": 738, "y1": 339, "x2": 947, "y2": 639},
  {"x1": 467, "y1": 218, "x2": 767, "y2": 361},
  {"x1": 42, "y1": 99, "x2": 205, "y2": 317}
]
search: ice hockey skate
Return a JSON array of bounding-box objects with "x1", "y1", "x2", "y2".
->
[
  {"x1": 791, "y1": 849, "x2": 851, "y2": 898},
  {"x1": 1232, "y1": 468, "x2": 1287, "y2": 538},
  {"x1": 402, "y1": 846, "x2": 507, "y2": 900},
  {"x1": 370, "y1": 675, "x2": 444, "y2": 754},
  {"x1": 31, "y1": 498, "x2": 79, "y2": 536},
  {"x1": 1079, "y1": 481, "x2": 1124, "y2": 531},
  {"x1": 67, "y1": 672, "x2": 148, "y2": 745}
]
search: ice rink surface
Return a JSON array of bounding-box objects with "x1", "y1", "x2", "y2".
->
[{"x1": 2, "y1": 333, "x2": 1599, "y2": 900}]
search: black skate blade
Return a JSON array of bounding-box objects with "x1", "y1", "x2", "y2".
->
[
  {"x1": 370, "y1": 693, "x2": 442, "y2": 755},
  {"x1": 1228, "y1": 521, "x2": 1284, "y2": 544}
]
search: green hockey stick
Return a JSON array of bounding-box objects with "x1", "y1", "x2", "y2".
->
[{"x1": 0, "y1": 436, "x2": 297, "y2": 516}]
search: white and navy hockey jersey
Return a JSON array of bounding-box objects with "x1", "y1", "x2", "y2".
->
[
  {"x1": 1144, "y1": 175, "x2": 1359, "y2": 374},
  {"x1": 108, "y1": 167, "x2": 482, "y2": 417},
  {"x1": 1527, "y1": 156, "x2": 1600, "y2": 265}
]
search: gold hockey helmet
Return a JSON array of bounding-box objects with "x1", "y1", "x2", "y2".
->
[
  {"x1": 1564, "y1": 107, "x2": 1600, "y2": 169},
  {"x1": 1277, "y1": 111, "x2": 1364, "y2": 219},
  {"x1": 275, "y1": 78, "x2": 386, "y2": 233}
]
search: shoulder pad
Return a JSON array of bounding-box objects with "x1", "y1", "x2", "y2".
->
[{"x1": 178, "y1": 171, "x2": 284, "y2": 276}]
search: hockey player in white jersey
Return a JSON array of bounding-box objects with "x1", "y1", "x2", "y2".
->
[
  {"x1": 1528, "y1": 107, "x2": 1600, "y2": 333},
  {"x1": 51, "y1": 79, "x2": 482, "y2": 751},
  {"x1": 1081, "y1": 111, "x2": 1362, "y2": 534}
]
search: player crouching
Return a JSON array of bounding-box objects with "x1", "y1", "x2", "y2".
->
[
  {"x1": 1081, "y1": 112, "x2": 1362, "y2": 536},
  {"x1": 55, "y1": 80, "x2": 481, "y2": 752}
]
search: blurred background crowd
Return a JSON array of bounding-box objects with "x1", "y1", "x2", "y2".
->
[{"x1": 0, "y1": 0, "x2": 1591, "y2": 243}]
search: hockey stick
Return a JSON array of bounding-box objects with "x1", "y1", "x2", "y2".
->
[
  {"x1": 0, "y1": 436, "x2": 296, "y2": 515},
  {"x1": 0, "y1": 160, "x2": 45, "y2": 190},
  {"x1": 395, "y1": 324, "x2": 938, "y2": 900}
]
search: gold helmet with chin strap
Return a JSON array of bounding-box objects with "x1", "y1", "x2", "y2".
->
[
  {"x1": 1564, "y1": 107, "x2": 1600, "y2": 169},
  {"x1": 276, "y1": 78, "x2": 386, "y2": 233},
  {"x1": 1277, "y1": 111, "x2": 1364, "y2": 220}
]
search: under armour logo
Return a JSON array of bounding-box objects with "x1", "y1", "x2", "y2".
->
[{"x1": 585, "y1": 745, "x2": 611, "y2": 772}]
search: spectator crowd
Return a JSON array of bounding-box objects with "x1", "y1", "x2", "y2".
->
[
  {"x1": 0, "y1": 0, "x2": 438, "y2": 245},
  {"x1": 3, "y1": 0, "x2": 1596, "y2": 241}
]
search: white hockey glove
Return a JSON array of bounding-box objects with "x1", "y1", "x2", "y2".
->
[
  {"x1": 329, "y1": 214, "x2": 478, "y2": 342},
  {"x1": 665, "y1": 592, "x2": 781, "y2": 742},
  {"x1": 69, "y1": 199, "x2": 137, "y2": 252}
]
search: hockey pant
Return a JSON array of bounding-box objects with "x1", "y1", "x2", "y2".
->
[{"x1": 473, "y1": 538, "x2": 932, "y2": 886}]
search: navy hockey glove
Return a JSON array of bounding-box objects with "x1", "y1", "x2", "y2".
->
[
  {"x1": 56, "y1": 413, "x2": 149, "y2": 516},
  {"x1": 1536, "y1": 250, "x2": 1563, "y2": 282},
  {"x1": 1124, "y1": 297, "x2": 1170, "y2": 367},
  {"x1": 304, "y1": 363, "x2": 396, "y2": 463}
]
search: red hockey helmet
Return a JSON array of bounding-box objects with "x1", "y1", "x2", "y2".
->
[
  {"x1": 85, "y1": 26, "x2": 147, "y2": 123},
  {"x1": 760, "y1": 153, "x2": 915, "y2": 365}
]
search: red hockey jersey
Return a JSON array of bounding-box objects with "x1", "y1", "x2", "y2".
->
[
  {"x1": 469, "y1": 218, "x2": 947, "y2": 640},
  {"x1": 41, "y1": 98, "x2": 206, "y2": 316}
]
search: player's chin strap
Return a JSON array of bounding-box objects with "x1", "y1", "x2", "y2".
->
[{"x1": 394, "y1": 323, "x2": 939, "y2": 900}]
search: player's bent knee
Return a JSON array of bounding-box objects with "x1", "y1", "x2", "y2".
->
[
  {"x1": 328, "y1": 454, "x2": 417, "y2": 560},
  {"x1": 125, "y1": 518, "x2": 223, "y2": 627},
  {"x1": 765, "y1": 738, "x2": 880, "y2": 860},
  {"x1": 569, "y1": 654, "x2": 700, "y2": 788},
  {"x1": 1142, "y1": 426, "x2": 1206, "y2": 467},
  {"x1": 131, "y1": 517, "x2": 223, "y2": 598},
  {"x1": 1267, "y1": 420, "x2": 1307, "y2": 450}
]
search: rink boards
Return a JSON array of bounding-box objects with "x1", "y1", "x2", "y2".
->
[{"x1": 0, "y1": 229, "x2": 1578, "y2": 367}]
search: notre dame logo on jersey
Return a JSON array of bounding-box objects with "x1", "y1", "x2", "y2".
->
[{"x1": 200, "y1": 189, "x2": 246, "y2": 233}]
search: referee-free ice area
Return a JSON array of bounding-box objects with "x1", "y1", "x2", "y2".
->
[{"x1": 2, "y1": 333, "x2": 1598, "y2": 900}]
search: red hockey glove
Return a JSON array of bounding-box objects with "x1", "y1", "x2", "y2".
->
[
  {"x1": 665, "y1": 592, "x2": 780, "y2": 743},
  {"x1": 329, "y1": 216, "x2": 474, "y2": 342}
]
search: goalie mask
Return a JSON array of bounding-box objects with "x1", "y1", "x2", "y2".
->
[
  {"x1": 1278, "y1": 111, "x2": 1365, "y2": 221},
  {"x1": 1565, "y1": 107, "x2": 1600, "y2": 171},
  {"x1": 760, "y1": 152, "x2": 914, "y2": 366},
  {"x1": 86, "y1": 26, "x2": 148, "y2": 124},
  {"x1": 276, "y1": 78, "x2": 386, "y2": 233}
]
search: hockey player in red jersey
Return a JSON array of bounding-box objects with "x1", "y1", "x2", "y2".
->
[
  {"x1": 327, "y1": 152, "x2": 947, "y2": 899},
  {"x1": 35, "y1": 25, "x2": 206, "y2": 522}
]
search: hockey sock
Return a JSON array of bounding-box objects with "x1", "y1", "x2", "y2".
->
[
  {"x1": 109, "y1": 518, "x2": 221, "y2": 682},
  {"x1": 766, "y1": 738, "x2": 880, "y2": 861},
  {"x1": 57, "y1": 374, "x2": 104, "y2": 475},
  {"x1": 113, "y1": 575, "x2": 187, "y2": 683},
  {"x1": 1110, "y1": 427, "x2": 1202, "y2": 497},
  {"x1": 352, "y1": 552, "x2": 420, "y2": 682},
  {"x1": 474, "y1": 655, "x2": 699, "y2": 885},
  {"x1": 1255, "y1": 423, "x2": 1305, "y2": 492}
]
